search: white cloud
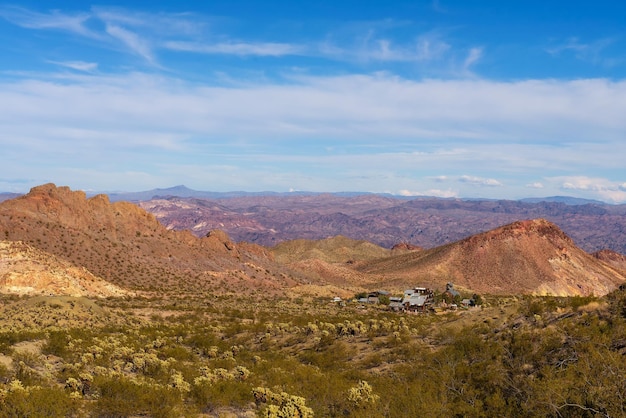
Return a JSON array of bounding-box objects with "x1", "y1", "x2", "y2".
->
[
  {"x1": 2, "y1": 72, "x2": 625, "y2": 148},
  {"x1": 399, "y1": 189, "x2": 458, "y2": 198},
  {"x1": 0, "y1": 71, "x2": 625, "y2": 199},
  {"x1": 561, "y1": 176, "x2": 608, "y2": 192},
  {"x1": 526, "y1": 182, "x2": 544, "y2": 189},
  {"x1": 458, "y1": 175, "x2": 502, "y2": 187},
  {"x1": 558, "y1": 176, "x2": 626, "y2": 203}
]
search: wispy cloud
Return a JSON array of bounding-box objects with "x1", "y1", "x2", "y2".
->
[
  {"x1": 463, "y1": 47, "x2": 483, "y2": 71},
  {"x1": 526, "y1": 182, "x2": 544, "y2": 189},
  {"x1": 0, "y1": 5, "x2": 98, "y2": 38},
  {"x1": 415, "y1": 35, "x2": 451, "y2": 61},
  {"x1": 105, "y1": 24, "x2": 155, "y2": 63},
  {"x1": 47, "y1": 60, "x2": 98, "y2": 72},
  {"x1": 546, "y1": 37, "x2": 615, "y2": 66},
  {"x1": 164, "y1": 41, "x2": 302, "y2": 56}
]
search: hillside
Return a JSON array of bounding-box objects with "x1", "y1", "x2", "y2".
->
[
  {"x1": 271, "y1": 235, "x2": 395, "y2": 264},
  {"x1": 0, "y1": 240, "x2": 128, "y2": 297},
  {"x1": 356, "y1": 219, "x2": 626, "y2": 296},
  {"x1": 0, "y1": 184, "x2": 297, "y2": 295}
]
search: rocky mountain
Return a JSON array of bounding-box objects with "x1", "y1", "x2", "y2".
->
[
  {"x1": 0, "y1": 240, "x2": 128, "y2": 297},
  {"x1": 0, "y1": 184, "x2": 297, "y2": 296},
  {"x1": 137, "y1": 195, "x2": 626, "y2": 254},
  {"x1": 355, "y1": 219, "x2": 626, "y2": 296}
]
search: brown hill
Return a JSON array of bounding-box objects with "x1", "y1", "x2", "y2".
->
[
  {"x1": 357, "y1": 219, "x2": 626, "y2": 296},
  {"x1": 270, "y1": 236, "x2": 392, "y2": 295},
  {"x1": 0, "y1": 240, "x2": 128, "y2": 297},
  {"x1": 271, "y1": 235, "x2": 392, "y2": 264},
  {"x1": 0, "y1": 184, "x2": 296, "y2": 295}
]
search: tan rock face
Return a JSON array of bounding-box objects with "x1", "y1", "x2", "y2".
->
[{"x1": 0, "y1": 241, "x2": 129, "y2": 297}]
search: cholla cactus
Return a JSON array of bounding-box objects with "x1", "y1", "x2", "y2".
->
[
  {"x1": 7, "y1": 379, "x2": 26, "y2": 393},
  {"x1": 169, "y1": 370, "x2": 190, "y2": 393},
  {"x1": 347, "y1": 380, "x2": 379, "y2": 408},
  {"x1": 252, "y1": 387, "x2": 314, "y2": 418},
  {"x1": 234, "y1": 365, "x2": 251, "y2": 381}
]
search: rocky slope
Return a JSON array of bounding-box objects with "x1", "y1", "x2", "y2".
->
[
  {"x1": 356, "y1": 219, "x2": 626, "y2": 296},
  {"x1": 0, "y1": 184, "x2": 296, "y2": 295},
  {"x1": 0, "y1": 240, "x2": 128, "y2": 297}
]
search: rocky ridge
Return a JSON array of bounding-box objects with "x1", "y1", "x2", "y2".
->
[
  {"x1": 0, "y1": 184, "x2": 295, "y2": 296},
  {"x1": 356, "y1": 219, "x2": 626, "y2": 296}
]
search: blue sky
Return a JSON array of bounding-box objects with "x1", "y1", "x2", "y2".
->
[{"x1": 1, "y1": 1, "x2": 625, "y2": 202}]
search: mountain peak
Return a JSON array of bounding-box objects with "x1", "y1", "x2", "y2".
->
[{"x1": 359, "y1": 218, "x2": 626, "y2": 296}]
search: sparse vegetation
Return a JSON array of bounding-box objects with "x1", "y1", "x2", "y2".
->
[{"x1": 0, "y1": 290, "x2": 625, "y2": 417}]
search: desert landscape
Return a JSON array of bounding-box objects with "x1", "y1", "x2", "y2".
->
[
  {"x1": 1, "y1": 2, "x2": 625, "y2": 416},
  {"x1": 1, "y1": 184, "x2": 626, "y2": 417}
]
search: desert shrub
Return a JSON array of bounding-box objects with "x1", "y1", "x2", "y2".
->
[
  {"x1": 0, "y1": 384, "x2": 76, "y2": 418},
  {"x1": 0, "y1": 331, "x2": 44, "y2": 353},
  {"x1": 569, "y1": 295, "x2": 598, "y2": 310},
  {"x1": 42, "y1": 330, "x2": 70, "y2": 358},
  {"x1": 93, "y1": 375, "x2": 182, "y2": 418},
  {"x1": 299, "y1": 340, "x2": 353, "y2": 371}
]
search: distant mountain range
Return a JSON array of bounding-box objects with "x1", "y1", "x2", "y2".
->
[
  {"x1": 1, "y1": 184, "x2": 615, "y2": 205},
  {"x1": 138, "y1": 193, "x2": 626, "y2": 254},
  {"x1": 3, "y1": 185, "x2": 626, "y2": 254},
  {"x1": 105, "y1": 185, "x2": 392, "y2": 202},
  {"x1": 103, "y1": 186, "x2": 613, "y2": 205}
]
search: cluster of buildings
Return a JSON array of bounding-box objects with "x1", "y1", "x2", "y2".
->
[{"x1": 346, "y1": 283, "x2": 477, "y2": 312}]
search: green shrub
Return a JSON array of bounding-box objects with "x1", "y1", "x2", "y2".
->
[
  {"x1": 93, "y1": 375, "x2": 182, "y2": 418},
  {"x1": 0, "y1": 385, "x2": 76, "y2": 418},
  {"x1": 42, "y1": 330, "x2": 69, "y2": 358}
]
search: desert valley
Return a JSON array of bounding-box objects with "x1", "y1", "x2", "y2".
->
[{"x1": 1, "y1": 184, "x2": 626, "y2": 417}]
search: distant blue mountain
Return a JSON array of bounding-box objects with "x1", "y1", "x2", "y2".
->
[
  {"x1": 1, "y1": 184, "x2": 613, "y2": 206},
  {"x1": 105, "y1": 185, "x2": 328, "y2": 202},
  {"x1": 519, "y1": 196, "x2": 606, "y2": 206},
  {"x1": 0, "y1": 192, "x2": 21, "y2": 203}
]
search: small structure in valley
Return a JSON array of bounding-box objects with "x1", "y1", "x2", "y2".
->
[
  {"x1": 442, "y1": 282, "x2": 460, "y2": 302},
  {"x1": 402, "y1": 287, "x2": 434, "y2": 312}
]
